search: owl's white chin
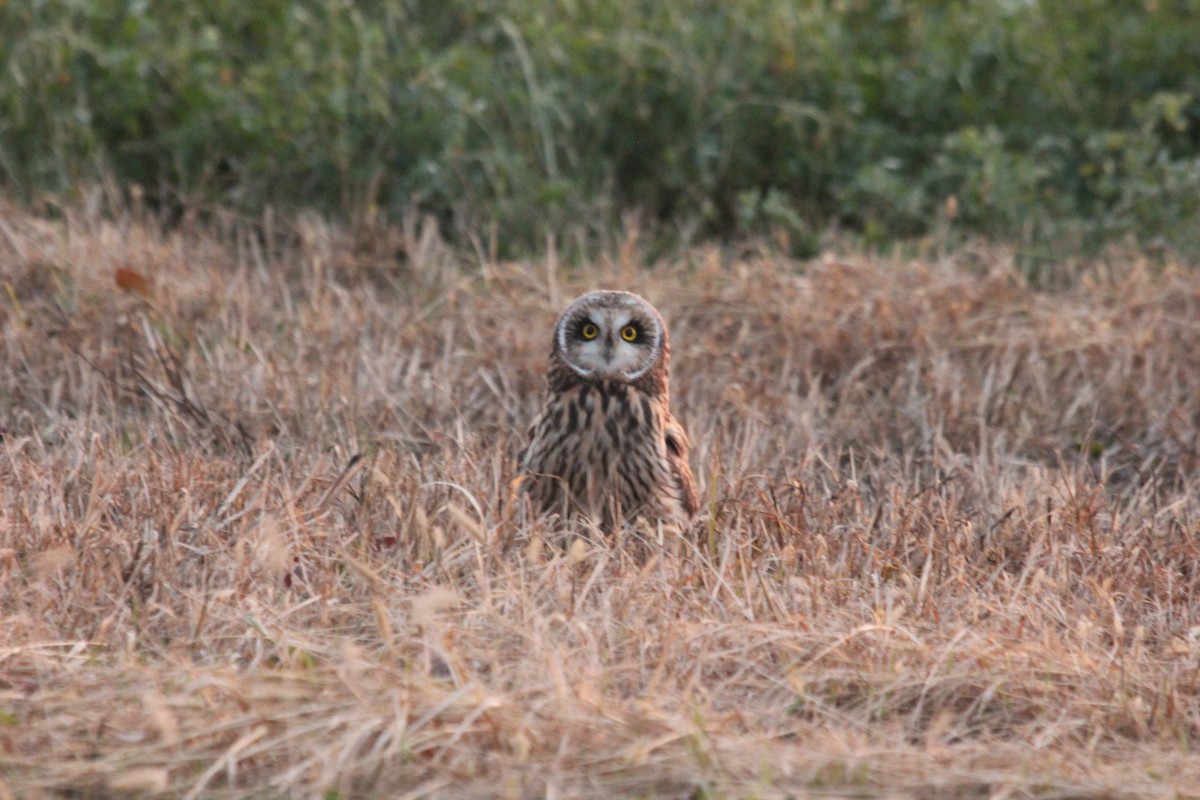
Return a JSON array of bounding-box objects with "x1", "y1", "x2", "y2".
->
[
  {"x1": 570, "y1": 365, "x2": 625, "y2": 381},
  {"x1": 570, "y1": 352, "x2": 645, "y2": 380}
]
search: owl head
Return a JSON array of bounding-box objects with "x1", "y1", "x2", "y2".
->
[{"x1": 551, "y1": 290, "x2": 668, "y2": 384}]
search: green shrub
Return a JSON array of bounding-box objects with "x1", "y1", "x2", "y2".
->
[{"x1": 2, "y1": 0, "x2": 1198, "y2": 259}]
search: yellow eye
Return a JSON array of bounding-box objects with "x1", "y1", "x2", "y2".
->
[
  {"x1": 581, "y1": 323, "x2": 599, "y2": 340},
  {"x1": 620, "y1": 325, "x2": 638, "y2": 342}
]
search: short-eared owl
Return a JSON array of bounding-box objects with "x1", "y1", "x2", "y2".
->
[{"x1": 519, "y1": 290, "x2": 698, "y2": 530}]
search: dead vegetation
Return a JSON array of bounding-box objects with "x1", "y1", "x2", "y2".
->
[{"x1": 2, "y1": 195, "x2": 1199, "y2": 798}]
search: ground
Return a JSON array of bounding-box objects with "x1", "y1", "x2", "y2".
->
[{"x1": 2, "y1": 196, "x2": 1199, "y2": 798}]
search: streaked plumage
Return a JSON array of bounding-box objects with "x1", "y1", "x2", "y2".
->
[{"x1": 519, "y1": 290, "x2": 698, "y2": 531}]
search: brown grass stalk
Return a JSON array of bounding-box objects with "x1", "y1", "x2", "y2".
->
[{"x1": 1, "y1": 196, "x2": 1199, "y2": 798}]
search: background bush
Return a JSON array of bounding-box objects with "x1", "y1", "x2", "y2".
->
[{"x1": 2, "y1": 0, "x2": 1199, "y2": 257}]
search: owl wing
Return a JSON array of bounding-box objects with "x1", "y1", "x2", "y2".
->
[
  {"x1": 663, "y1": 412, "x2": 699, "y2": 517},
  {"x1": 516, "y1": 392, "x2": 575, "y2": 516},
  {"x1": 517, "y1": 406, "x2": 553, "y2": 485}
]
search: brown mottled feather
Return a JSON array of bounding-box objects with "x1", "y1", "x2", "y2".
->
[{"x1": 519, "y1": 291, "x2": 698, "y2": 531}]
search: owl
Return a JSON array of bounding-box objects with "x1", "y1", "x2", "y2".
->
[{"x1": 519, "y1": 290, "x2": 698, "y2": 531}]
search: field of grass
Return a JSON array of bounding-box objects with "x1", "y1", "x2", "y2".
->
[{"x1": 2, "y1": 195, "x2": 1200, "y2": 798}]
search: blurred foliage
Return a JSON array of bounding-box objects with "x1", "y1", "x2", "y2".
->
[{"x1": 2, "y1": 0, "x2": 1199, "y2": 259}]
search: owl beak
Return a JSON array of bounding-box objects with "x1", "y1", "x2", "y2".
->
[{"x1": 603, "y1": 337, "x2": 614, "y2": 362}]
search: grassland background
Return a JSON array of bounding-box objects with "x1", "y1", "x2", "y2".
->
[
  {"x1": 1, "y1": 196, "x2": 1199, "y2": 797},
  {"x1": 4, "y1": 2, "x2": 1200, "y2": 798},
  {"x1": 3, "y1": 0, "x2": 1200, "y2": 259}
]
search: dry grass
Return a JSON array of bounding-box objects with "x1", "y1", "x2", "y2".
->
[{"x1": 2, "y1": 195, "x2": 1199, "y2": 799}]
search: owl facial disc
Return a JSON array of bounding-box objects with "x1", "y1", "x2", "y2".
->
[{"x1": 554, "y1": 290, "x2": 665, "y2": 381}]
